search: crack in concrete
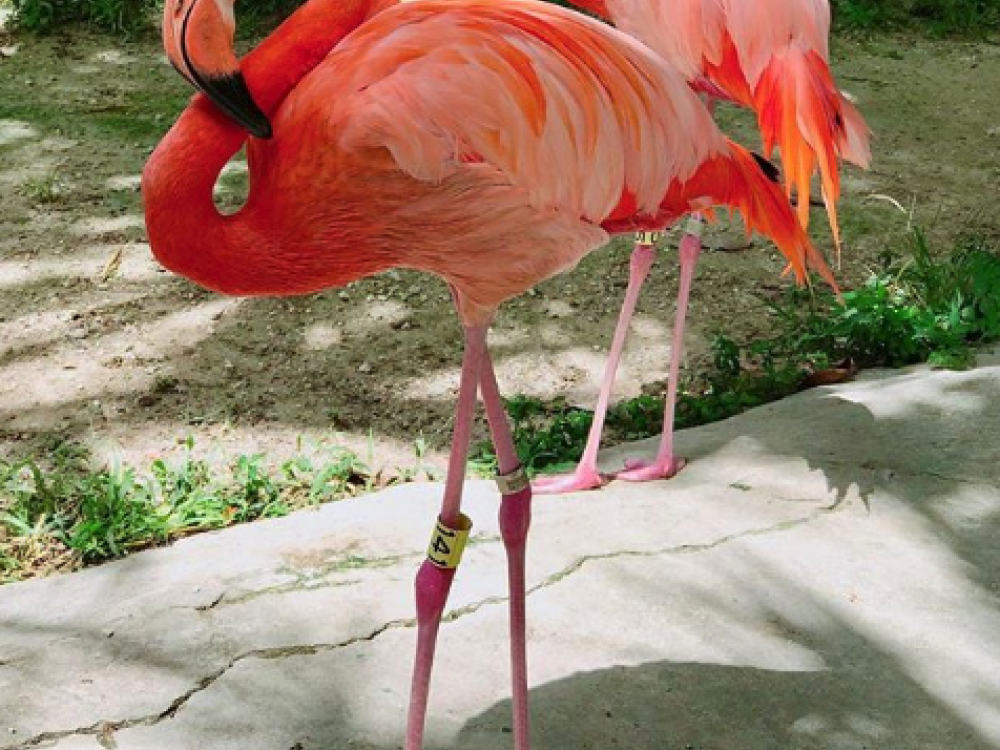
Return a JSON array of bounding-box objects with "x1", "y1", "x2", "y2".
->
[
  {"x1": 7, "y1": 619, "x2": 411, "y2": 750},
  {"x1": 445, "y1": 503, "x2": 840, "y2": 623},
  {"x1": 532, "y1": 507, "x2": 833, "y2": 592},
  {"x1": 8, "y1": 503, "x2": 841, "y2": 749},
  {"x1": 208, "y1": 553, "x2": 418, "y2": 610},
  {"x1": 212, "y1": 533, "x2": 500, "y2": 611}
]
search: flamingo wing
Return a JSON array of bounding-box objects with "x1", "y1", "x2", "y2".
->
[
  {"x1": 723, "y1": 0, "x2": 831, "y2": 86},
  {"x1": 273, "y1": 0, "x2": 726, "y2": 223},
  {"x1": 562, "y1": 0, "x2": 870, "y2": 253},
  {"x1": 602, "y1": 0, "x2": 727, "y2": 81}
]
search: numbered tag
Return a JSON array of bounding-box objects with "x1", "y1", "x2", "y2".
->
[
  {"x1": 635, "y1": 231, "x2": 665, "y2": 246},
  {"x1": 427, "y1": 513, "x2": 473, "y2": 569}
]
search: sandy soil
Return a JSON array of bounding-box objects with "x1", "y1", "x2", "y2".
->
[{"x1": 1, "y1": 24, "x2": 998, "y2": 474}]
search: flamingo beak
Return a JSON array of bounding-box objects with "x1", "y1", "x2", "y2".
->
[
  {"x1": 172, "y1": 0, "x2": 273, "y2": 139},
  {"x1": 196, "y1": 72, "x2": 273, "y2": 139}
]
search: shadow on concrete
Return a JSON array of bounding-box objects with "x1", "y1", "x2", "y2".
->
[{"x1": 457, "y1": 656, "x2": 997, "y2": 750}]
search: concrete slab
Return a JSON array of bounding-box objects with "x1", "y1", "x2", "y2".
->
[{"x1": 2, "y1": 349, "x2": 999, "y2": 750}]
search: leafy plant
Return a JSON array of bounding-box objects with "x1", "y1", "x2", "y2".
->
[
  {"x1": 11, "y1": 0, "x2": 148, "y2": 34},
  {"x1": 0, "y1": 434, "x2": 437, "y2": 583}
]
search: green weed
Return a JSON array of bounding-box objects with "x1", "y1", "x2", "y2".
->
[
  {"x1": 0, "y1": 436, "x2": 430, "y2": 583},
  {"x1": 764, "y1": 231, "x2": 1000, "y2": 370},
  {"x1": 19, "y1": 172, "x2": 64, "y2": 205}
]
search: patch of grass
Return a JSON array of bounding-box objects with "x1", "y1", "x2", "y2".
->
[
  {"x1": 471, "y1": 229, "x2": 1000, "y2": 477},
  {"x1": 833, "y1": 0, "x2": 1000, "y2": 35},
  {"x1": 0, "y1": 435, "x2": 437, "y2": 584},
  {"x1": 10, "y1": 0, "x2": 148, "y2": 34},
  {"x1": 19, "y1": 171, "x2": 65, "y2": 205},
  {"x1": 8, "y1": 0, "x2": 306, "y2": 35},
  {"x1": 834, "y1": 0, "x2": 900, "y2": 31}
]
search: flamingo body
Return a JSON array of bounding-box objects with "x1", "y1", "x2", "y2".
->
[
  {"x1": 143, "y1": 0, "x2": 832, "y2": 746},
  {"x1": 146, "y1": 0, "x2": 826, "y2": 325}
]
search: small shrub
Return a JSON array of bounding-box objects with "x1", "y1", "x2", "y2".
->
[
  {"x1": 11, "y1": 0, "x2": 149, "y2": 34},
  {"x1": 0, "y1": 435, "x2": 424, "y2": 583}
]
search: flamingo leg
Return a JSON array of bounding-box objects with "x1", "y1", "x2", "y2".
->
[
  {"x1": 532, "y1": 240, "x2": 657, "y2": 494},
  {"x1": 613, "y1": 99, "x2": 716, "y2": 482},
  {"x1": 615, "y1": 216, "x2": 703, "y2": 481},
  {"x1": 405, "y1": 323, "x2": 488, "y2": 750},
  {"x1": 479, "y1": 350, "x2": 532, "y2": 750}
]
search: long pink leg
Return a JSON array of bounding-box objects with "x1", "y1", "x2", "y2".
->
[
  {"x1": 480, "y1": 350, "x2": 532, "y2": 750},
  {"x1": 405, "y1": 324, "x2": 488, "y2": 750},
  {"x1": 532, "y1": 241, "x2": 657, "y2": 494},
  {"x1": 615, "y1": 216, "x2": 703, "y2": 481},
  {"x1": 614, "y1": 99, "x2": 717, "y2": 481}
]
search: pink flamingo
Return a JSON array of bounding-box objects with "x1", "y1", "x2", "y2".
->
[
  {"x1": 143, "y1": 0, "x2": 834, "y2": 747},
  {"x1": 534, "y1": 0, "x2": 871, "y2": 493}
]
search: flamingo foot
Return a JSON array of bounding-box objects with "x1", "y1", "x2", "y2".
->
[
  {"x1": 531, "y1": 465, "x2": 607, "y2": 495},
  {"x1": 612, "y1": 456, "x2": 686, "y2": 482}
]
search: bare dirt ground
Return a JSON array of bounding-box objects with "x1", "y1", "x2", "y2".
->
[{"x1": 1, "y1": 24, "x2": 999, "y2": 474}]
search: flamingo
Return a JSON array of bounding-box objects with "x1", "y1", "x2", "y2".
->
[
  {"x1": 142, "y1": 0, "x2": 834, "y2": 747},
  {"x1": 534, "y1": 0, "x2": 872, "y2": 493}
]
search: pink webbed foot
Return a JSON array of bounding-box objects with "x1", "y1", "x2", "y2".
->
[
  {"x1": 531, "y1": 465, "x2": 607, "y2": 494},
  {"x1": 612, "y1": 455, "x2": 686, "y2": 482}
]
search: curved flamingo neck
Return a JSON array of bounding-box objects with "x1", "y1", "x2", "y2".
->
[
  {"x1": 241, "y1": 0, "x2": 384, "y2": 116},
  {"x1": 142, "y1": 0, "x2": 381, "y2": 294}
]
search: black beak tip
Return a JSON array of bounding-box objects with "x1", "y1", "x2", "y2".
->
[
  {"x1": 247, "y1": 117, "x2": 273, "y2": 140},
  {"x1": 198, "y1": 71, "x2": 273, "y2": 139}
]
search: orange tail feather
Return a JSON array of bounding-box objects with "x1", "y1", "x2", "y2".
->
[
  {"x1": 752, "y1": 46, "x2": 871, "y2": 265},
  {"x1": 678, "y1": 140, "x2": 837, "y2": 292}
]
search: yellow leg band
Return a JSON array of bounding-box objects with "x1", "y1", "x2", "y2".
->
[
  {"x1": 634, "y1": 231, "x2": 665, "y2": 246},
  {"x1": 427, "y1": 513, "x2": 473, "y2": 569}
]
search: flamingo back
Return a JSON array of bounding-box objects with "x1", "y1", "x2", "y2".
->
[
  {"x1": 601, "y1": 0, "x2": 727, "y2": 80},
  {"x1": 723, "y1": 0, "x2": 830, "y2": 88},
  {"x1": 277, "y1": 0, "x2": 726, "y2": 223}
]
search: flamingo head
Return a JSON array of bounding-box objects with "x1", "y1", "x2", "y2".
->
[{"x1": 163, "y1": 0, "x2": 272, "y2": 139}]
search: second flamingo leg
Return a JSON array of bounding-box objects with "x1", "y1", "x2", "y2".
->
[
  {"x1": 615, "y1": 215, "x2": 704, "y2": 481},
  {"x1": 532, "y1": 237, "x2": 658, "y2": 495},
  {"x1": 479, "y1": 349, "x2": 533, "y2": 750},
  {"x1": 405, "y1": 324, "x2": 488, "y2": 750}
]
